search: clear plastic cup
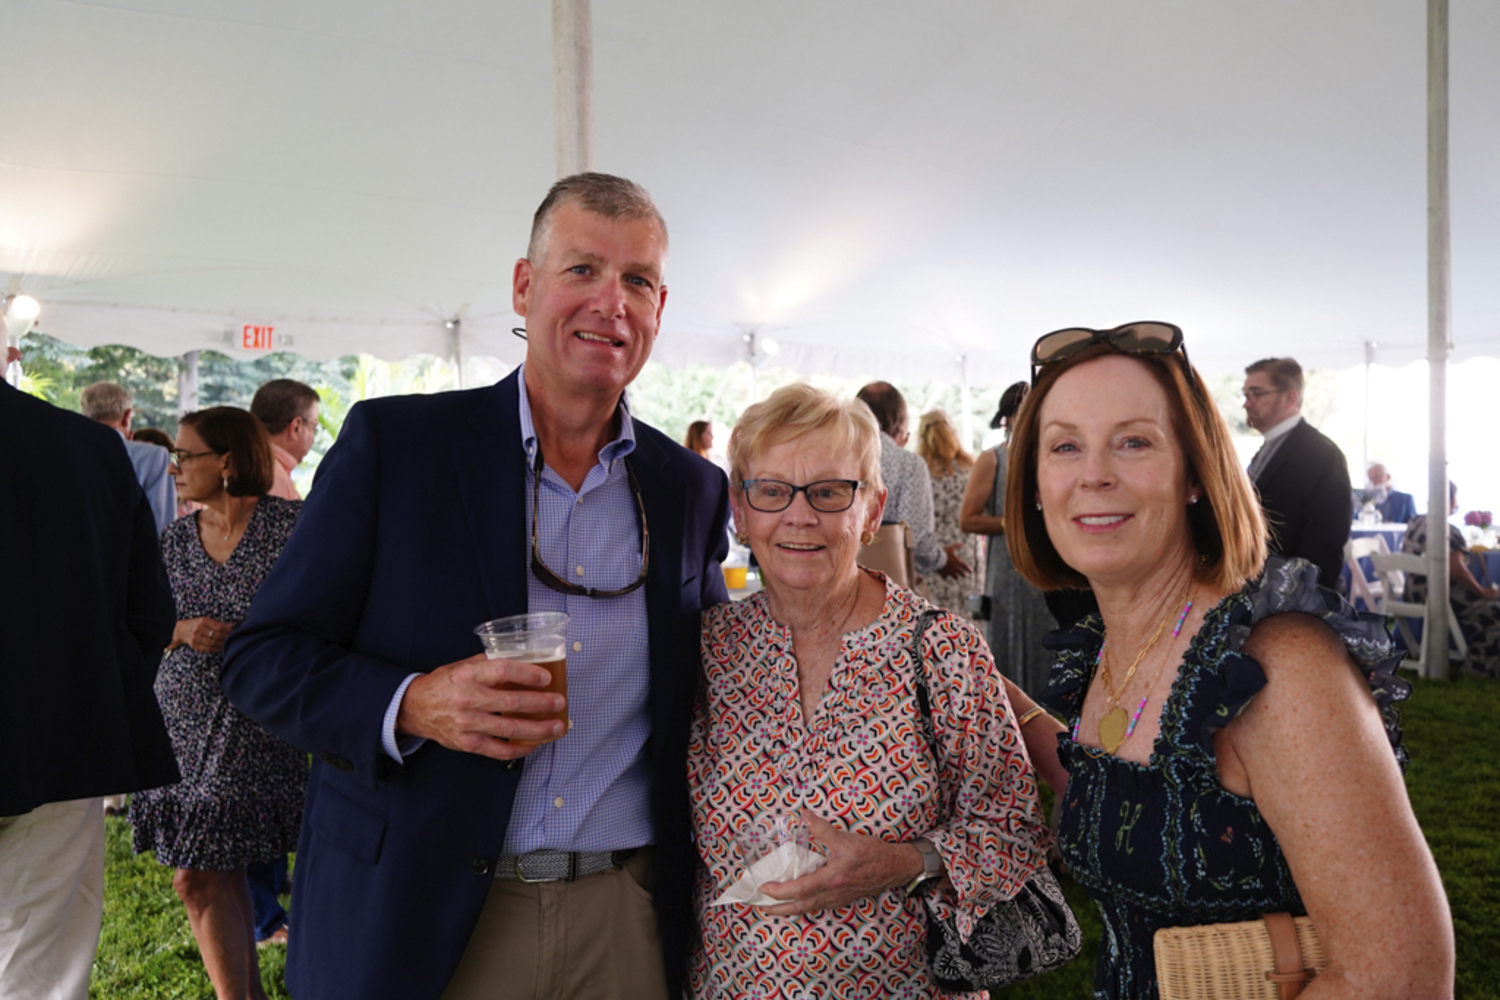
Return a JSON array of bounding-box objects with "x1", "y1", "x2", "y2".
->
[{"x1": 473, "y1": 612, "x2": 569, "y2": 745}]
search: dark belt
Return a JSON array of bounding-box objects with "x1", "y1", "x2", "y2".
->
[{"x1": 493, "y1": 848, "x2": 639, "y2": 883}]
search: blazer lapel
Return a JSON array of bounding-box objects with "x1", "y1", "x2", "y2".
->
[
  {"x1": 1256, "y1": 418, "x2": 1304, "y2": 488},
  {"x1": 454, "y1": 372, "x2": 529, "y2": 620}
]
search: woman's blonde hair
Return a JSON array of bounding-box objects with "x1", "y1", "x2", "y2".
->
[
  {"x1": 729, "y1": 384, "x2": 883, "y2": 497},
  {"x1": 915, "y1": 409, "x2": 974, "y2": 478},
  {"x1": 1004, "y1": 343, "x2": 1267, "y2": 592}
]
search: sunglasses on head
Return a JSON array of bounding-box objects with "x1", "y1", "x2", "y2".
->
[{"x1": 1029, "y1": 321, "x2": 1187, "y2": 385}]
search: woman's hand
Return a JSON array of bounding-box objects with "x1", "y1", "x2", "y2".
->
[
  {"x1": 169, "y1": 617, "x2": 234, "y2": 654},
  {"x1": 759, "y1": 812, "x2": 925, "y2": 917}
]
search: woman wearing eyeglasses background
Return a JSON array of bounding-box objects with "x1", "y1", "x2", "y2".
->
[
  {"x1": 128, "y1": 406, "x2": 307, "y2": 1000},
  {"x1": 686, "y1": 383, "x2": 1054, "y2": 998},
  {"x1": 1007, "y1": 324, "x2": 1452, "y2": 999}
]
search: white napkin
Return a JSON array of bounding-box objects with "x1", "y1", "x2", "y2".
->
[{"x1": 710, "y1": 841, "x2": 827, "y2": 907}]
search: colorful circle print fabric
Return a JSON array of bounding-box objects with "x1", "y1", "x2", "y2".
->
[{"x1": 688, "y1": 572, "x2": 1050, "y2": 999}]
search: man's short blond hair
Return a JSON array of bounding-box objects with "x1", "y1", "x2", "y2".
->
[
  {"x1": 80, "y1": 382, "x2": 131, "y2": 423},
  {"x1": 728, "y1": 384, "x2": 883, "y2": 497},
  {"x1": 527, "y1": 173, "x2": 667, "y2": 265}
]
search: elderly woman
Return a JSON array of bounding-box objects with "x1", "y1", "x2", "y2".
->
[
  {"x1": 1005, "y1": 323, "x2": 1453, "y2": 999},
  {"x1": 687, "y1": 384, "x2": 1052, "y2": 999},
  {"x1": 128, "y1": 407, "x2": 307, "y2": 1000}
]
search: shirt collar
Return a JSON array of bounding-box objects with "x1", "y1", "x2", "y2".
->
[
  {"x1": 1260, "y1": 413, "x2": 1302, "y2": 443},
  {"x1": 269, "y1": 442, "x2": 299, "y2": 473},
  {"x1": 516, "y1": 362, "x2": 637, "y2": 469}
]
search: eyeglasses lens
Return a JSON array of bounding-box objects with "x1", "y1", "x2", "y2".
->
[{"x1": 745, "y1": 481, "x2": 857, "y2": 513}]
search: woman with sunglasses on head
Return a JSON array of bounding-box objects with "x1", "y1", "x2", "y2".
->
[
  {"x1": 1007, "y1": 323, "x2": 1452, "y2": 999},
  {"x1": 128, "y1": 407, "x2": 307, "y2": 1000},
  {"x1": 687, "y1": 384, "x2": 1055, "y2": 998}
]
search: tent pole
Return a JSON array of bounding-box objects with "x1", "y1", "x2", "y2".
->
[
  {"x1": 958, "y1": 355, "x2": 973, "y2": 452},
  {"x1": 178, "y1": 351, "x2": 199, "y2": 419},
  {"x1": 1362, "y1": 340, "x2": 1374, "y2": 474},
  {"x1": 1424, "y1": 0, "x2": 1451, "y2": 680},
  {"x1": 552, "y1": 0, "x2": 594, "y2": 177},
  {"x1": 450, "y1": 318, "x2": 465, "y2": 390}
]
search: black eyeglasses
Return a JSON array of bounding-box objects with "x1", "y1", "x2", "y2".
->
[
  {"x1": 530, "y1": 446, "x2": 649, "y2": 599},
  {"x1": 1242, "y1": 387, "x2": 1284, "y2": 401},
  {"x1": 169, "y1": 448, "x2": 221, "y2": 468},
  {"x1": 1029, "y1": 321, "x2": 1186, "y2": 385},
  {"x1": 741, "y1": 479, "x2": 865, "y2": 513}
]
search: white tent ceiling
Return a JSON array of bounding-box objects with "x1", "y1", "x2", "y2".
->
[{"x1": 4, "y1": 0, "x2": 1498, "y2": 384}]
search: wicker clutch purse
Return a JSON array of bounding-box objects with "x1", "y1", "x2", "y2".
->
[{"x1": 1154, "y1": 913, "x2": 1325, "y2": 1000}]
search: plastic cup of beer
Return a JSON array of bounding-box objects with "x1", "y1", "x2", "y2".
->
[{"x1": 473, "y1": 612, "x2": 569, "y2": 744}]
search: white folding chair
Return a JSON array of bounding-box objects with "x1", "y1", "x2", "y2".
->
[
  {"x1": 1370, "y1": 552, "x2": 1467, "y2": 677},
  {"x1": 1344, "y1": 535, "x2": 1391, "y2": 613}
]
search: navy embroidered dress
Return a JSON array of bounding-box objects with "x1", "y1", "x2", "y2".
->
[{"x1": 1038, "y1": 557, "x2": 1408, "y2": 1000}]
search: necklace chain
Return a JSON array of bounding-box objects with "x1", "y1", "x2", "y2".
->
[{"x1": 1098, "y1": 579, "x2": 1194, "y2": 709}]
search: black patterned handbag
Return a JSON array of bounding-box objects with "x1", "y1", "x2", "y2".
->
[{"x1": 907, "y1": 609, "x2": 1082, "y2": 991}]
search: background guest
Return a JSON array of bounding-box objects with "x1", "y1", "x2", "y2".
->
[
  {"x1": 1241, "y1": 357, "x2": 1351, "y2": 588},
  {"x1": 683, "y1": 419, "x2": 713, "y2": 459},
  {"x1": 916, "y1": 408, "x2": 985, "y2": 614},
  {"x1": 133, "y1": 426, "x2": 176, "y2": 451},
  {"x1": 959, "y1": 383, "x2": 1056, "y2": 693},
  {"x1": 1401, "y1": 482, "x2": 1500, "y2": 677},
  {"x1": 249, "y1": 378, "x2": 320, "y2": 501},
  {"x1": 1, "y1": 364, "x2": 179, "y2": 1000},
  {"x1": 1009, "y1": 324, "x2": 1451, "y2": 999},
  {"x1": 1354, "y1": 463, "x2": 1418, "y2": 524},
  {"x1": 80, "y1": 381, "x2": 177, "y2": 536},
  {"x1": 856, "y1": 382, "x2": 970, "y2": 587},
  {"x1": 128, "y1": 406, "x2": 306, "y2": 1000}
]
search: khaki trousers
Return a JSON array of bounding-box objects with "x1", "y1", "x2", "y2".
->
[
  {"x1": 0, "y1": 798, "x2": 105, "y2": 1000},
  {"x1": 440, "y1": 848, "x2": 668, "y2": 1000}
]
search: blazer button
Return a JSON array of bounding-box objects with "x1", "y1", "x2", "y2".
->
[{"x1": 470, "y1": 857, "x2": 492, "y2": 876}]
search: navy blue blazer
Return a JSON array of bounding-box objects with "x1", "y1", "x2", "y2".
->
[
  {"x1": 223, "y1": 371, "x2": 729, "y2": 1000},
  {"x1": 1252, "y1": 418, "x2": 1351, "y2": 590},
  {"x1": 0, "y1": 382, "x2": 178, "y2": 815}
]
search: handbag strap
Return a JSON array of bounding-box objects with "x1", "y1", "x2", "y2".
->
[
  {"x1": 1262, "y1": 912, "x2": 1313, "y2": 1000},
  {"x1": 907, "y1": 608, "x2": 944, "y2": 763}
]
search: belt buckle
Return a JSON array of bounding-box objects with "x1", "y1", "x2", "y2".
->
[{"x1": 515, "y1": 852, "x2": 563, "y2": 883}]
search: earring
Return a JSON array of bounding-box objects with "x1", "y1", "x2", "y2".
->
[
  {"x1": 1035, "y1": 501, "x2": 1043, "y2": 511},
  {"x1": 735, "y1": 532, "x2": 749, "y2": 546},
  {"x1": 222, "y1": 475, "x2": 230, "y2": 490},
  {"x1": 861, "y1": 530, "x2": 875, "y2": 545},
  {"x1": 1189, "y1": 494, "x2": 1200, "y2": 505}
]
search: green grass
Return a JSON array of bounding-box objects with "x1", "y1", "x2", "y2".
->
[
  {"x1": 92, "y1": 822, "x2": 290, "y2": 999},
  {"x1": 91, "y1": 675, "x2": 1497, "y2": 999}
]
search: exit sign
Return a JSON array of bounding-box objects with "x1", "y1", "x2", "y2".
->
[{"x1": 241, "y1": 324, "x2": 275, "y2": 351}]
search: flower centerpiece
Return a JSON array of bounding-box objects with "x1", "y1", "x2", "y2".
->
[
  {"x1": 1355, "y1": 489, "x2": 1381, "y2": 526},
  {"x1": 1464, "y1": 510, "x2": 1495, "y2": 549}
]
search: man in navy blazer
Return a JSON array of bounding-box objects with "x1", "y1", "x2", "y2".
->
[
  {"x1": 1243, "y1": 357, "x2": 1351, "y2": 589},
  {"x1": 224, "y1": 175, "x2": 729, "y2": 1000},
  {"x1": 1352, "y1": 463, "x2": 1419, "y2": 524},
  {"x1": 1, "y1": 358, "x2": 179, "y2": 998}
]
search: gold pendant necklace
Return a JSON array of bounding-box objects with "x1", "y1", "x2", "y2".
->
[{"x1": 1094, "y1": 580, "x2": 1195, "y2": 755}]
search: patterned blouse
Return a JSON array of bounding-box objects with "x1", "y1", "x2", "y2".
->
[{"x1": 688, "y1": 572, "x2": 1050, "y2": 999}]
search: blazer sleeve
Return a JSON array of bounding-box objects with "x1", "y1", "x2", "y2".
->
[
  {"x1": 222, "y1": 401, "x2": 414, "y2": 788},
  {"x1": 125, "y1": 488, "x2": 175, "y2": 667}
]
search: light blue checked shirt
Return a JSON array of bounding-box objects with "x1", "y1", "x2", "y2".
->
[{"x1": 381, "y1": 366, "x2": 654, "y2": 853}]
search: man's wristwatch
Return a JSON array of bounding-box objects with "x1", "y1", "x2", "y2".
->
[{"x1": 904, "y1": 838, "x2": 944, "y2": 898}]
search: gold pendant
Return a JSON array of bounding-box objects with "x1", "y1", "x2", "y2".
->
[{"x1": 1098, "y1": 707, "x2": 1129, "y2": 754}]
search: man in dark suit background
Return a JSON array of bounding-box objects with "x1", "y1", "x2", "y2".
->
[
  {"x1": 223, "y1": 174, "x2": 730, "y2": 1000},
  {"x1": 1243, "y1": 356, "x2": 1352, "y2": 588},
  {"x1": 0, "y1": 350, "x2": 179, "y2": 1000}
]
